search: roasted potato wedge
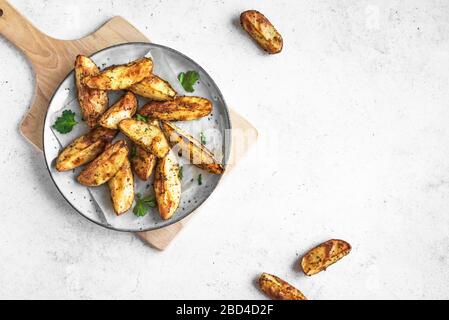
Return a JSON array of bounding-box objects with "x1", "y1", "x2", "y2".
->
[
  {"x1": 161, "y1": 121, "x2": 224, "y2": 174},
  {"x1": 130, "y1": 74, "x2": 176, "y2": 101},
  {"x1": 259, "y1": 273, "x2": 307, "y2": 300},
  {"x1": 140, "y1": 96, "x2": 212, "y2": 121},
  {"x1": 130, "y1": 119, "x2": 158, "y2": 180},
  {"x1": 131, "y1": 146, "x2": 157, "y2": 181},
  {"x1": 75, "y1": 55, "x2": 109, "y2": 127},
  {"x1": 77, "y1": 140, "x2": 129, "y2": 186},
  {"x1": 118, "y1": 119, "x2": 170, "y2": 158},
  {"x1": 148, "y1": 119, "x2": 161, "y2": 127},
  {"x1": 55, "y1": 127, "x2": 117, "y2": 172},
  {"x1": 154, "y1": 153, "x2": 181, "y2": 220},
  {"x1": 83, "y1": 57, "x2": 153, "y2": 90},
  {"x1": 108, "y1": 158, "x2": 134, "y2": 215},
  {"x1": 98, "y1": 92, "x2": 137, "y2": 129},
  {"x1": 240, "y1": 10, "x2": 283, "y2": 54},
  {"x1": 301, "y1": 239, "x2": 351, "y2": 276}
]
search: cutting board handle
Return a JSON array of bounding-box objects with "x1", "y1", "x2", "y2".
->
[{"x1": 0, "y1": 0, "x2": 52, "y2": 63}]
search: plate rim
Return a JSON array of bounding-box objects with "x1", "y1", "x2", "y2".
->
[{"x1": 42, "y1": 41, "x2": 232, "y2": 233}]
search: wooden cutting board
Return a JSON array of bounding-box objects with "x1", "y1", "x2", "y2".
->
[{"x1": 0, "y1": 0, "x2": 257, "y2": 250}]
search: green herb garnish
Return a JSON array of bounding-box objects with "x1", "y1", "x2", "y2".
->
[
  {"x1": 130, "y1": 145, "x2": 137, "y2": 159},
  {"x1": 178, "y1": 70, "x2": 200, "y2": 93},
  {"x1": 52, "y1": 110, "x2": 77, "y2": 134},
  {"x1": 178, "y1": 166, "x2": 183, "y2": 180},
  {"x1": 133, "y1": 193, "x2": 156, "y2": 217},
  {"x1": 197, "y1": 174, "x2": 203, "y2": 186},
  {"x1": 200, "y1": 132, "x2": 207, "y2": 145},
  {"x1": 136, "y1": 114, "x2": 148, "y2": 122}
]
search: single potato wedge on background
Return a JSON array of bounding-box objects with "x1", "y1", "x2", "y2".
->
[
  {"x1": 259, "y1": 273, "x2": 307, "y2": 300},
  {"x1": 301, "y1": 239, "x2": 351, "y2": 276},
  {"x1": 130, "y1": 74, "x2": 176, "y2": 101},
  {"x1": 75, "y1": 55, "x2": 109, "y2": 127},
  {"x1": 55, "y1": 127, "x2": 117, "y2": 172},
  {"x1": 77, "y1": 140, "x2": 129, "y2": 186},
  {"x1": 154, "y1": 153, "x2": 181, "y2": 220},
  {"x1": 131, "y1": 146, "x2": 157, "y2": 181},
  {"x1": 108, "y1": 158, "x2": 134, "y2": 215},
  {"x1": 98, "y1": 92, "x2": 137, "y2": 129},
  {"x1": 161, "y1": 121, "x2": 224, "y2": 174},
  {"x1": 83, "y1": 57, "x2": 153, "y2": 90},
  {"x1": 240, "y1": 10, "x2": 283, "y2": 54},
  {"x1": 140, "y1": 96, "x2": 212, "y2": 121},
  {"x1": 118, "y1": 119, "x2": 170, "y2": 158}
]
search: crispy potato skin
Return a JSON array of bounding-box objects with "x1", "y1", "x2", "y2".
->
[
  {"x1": 108, "y1": 158, "x2": 134, "y2": 215},
  {"x1": 154, "y1": 154, "x2": 181, "y2": 220},
  {"x1": 259, "y1": 273, "x2": 307, "y2": 300},
  {"x1": 240, "y1": 10, "x2": 283, "y2": 54},
  {"x1": 77, "y1": 140, "x2": 129, "y2": 186},
  {"x1": 75, "y1": 55, "x2": 109, "y2": 127},
  {"x1": 118, "y1": 119, "x2": 170, "y2": 158},
  {"x1": 83, "y1": 58, "x2": 153, "y2": 90},
  {"x1": 132, "y1": 146, "x2": 157, "y2": 181},
  {"x1": 55, "y1": 127, "x2": 117, "y2": 172},
  {"x1": 161, "y1": 121, "x2": 224, "y2": 174},
  {"x1": 130, "y1": 74, "x2": 176, "y2": 101},
  {"x1": 301, "y1": 239, "x2": 351, "y2": 276},
  {"x1": 98, "y1": 92, "x2": 137, "y2": 129},
  {"x1": 140, "y1": 96, "x2": 212, "y2": 121}
]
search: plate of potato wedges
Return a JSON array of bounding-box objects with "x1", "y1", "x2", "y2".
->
[{"x1": 43, "y1": 43, "x2": 231, "y2": 232}]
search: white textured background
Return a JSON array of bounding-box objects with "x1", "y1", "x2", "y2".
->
[{"x1": 1, "y1": 0, "x2": 449, "y2": 300}]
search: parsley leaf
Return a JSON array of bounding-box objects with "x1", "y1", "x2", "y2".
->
[
  {"x1": 197, "y1": 174, "x2": 203, "y2": 186},
  {"x1": 136, "y1": 114, "x2": 148, "y2": 122},
  {"x1": 133, "y1": 193, "x2": 156, "y2": 217},
  {"x1": 200, "y1": 132, "x2": 207, "y2": 145},
  {"x1": 178, "y1": 166, "x2": 183, "y2": 180},
  {"x1": 130, "y1": 145, "x2": 137, "y2": 159},
  {"x1": 142, "y1": 197, "x2": 156, "y2": 208},
  {"x1": 133, "y1": 201, "x2": 147, "y2": 217},
  {"x1": 178, "y1": 71, "x2": 200, "y2": 93},
  {"x1": 52, "y1": 110, "x2": 77, "y2": 134}
]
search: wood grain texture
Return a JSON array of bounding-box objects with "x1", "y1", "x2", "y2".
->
[
  {"x1": 0, "y1": 0, "x2": 148, "y2": 149},
  {"x1": 138, "y1": 109, "x2": 258, "y2": 250},
  {"x1": 0, "y1": 0, "x2": 258, "y2": 250}
]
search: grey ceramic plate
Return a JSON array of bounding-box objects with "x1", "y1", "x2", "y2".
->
[{"x1": 43, "y1": 42, "x2": 231, "y2": 232}]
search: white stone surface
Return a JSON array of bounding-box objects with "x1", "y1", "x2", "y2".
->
[{"x1": 1, "y1": 0, "x2": 449, "y2": 299}]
